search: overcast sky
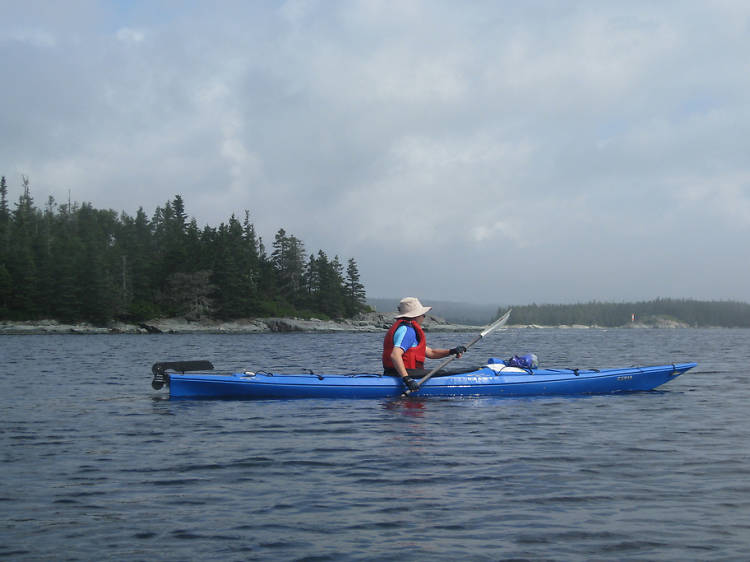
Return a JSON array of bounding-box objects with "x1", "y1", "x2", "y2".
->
[{"x1": 2, "y1": 1, "x2": 749, "y2": 306}]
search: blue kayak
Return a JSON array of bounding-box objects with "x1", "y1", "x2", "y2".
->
[{"x1": 151, "y1": 360, "x2": 697, "y2": 399}]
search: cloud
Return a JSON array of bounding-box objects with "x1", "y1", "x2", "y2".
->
[
  {"x1": 116, "y1": 27, "x2": 146, "y2": 44},
  {"x1": 0, "y1": 27, "x2": 56, "y2": 48},
  {"x1": 674, "y1": 173, "x2": 750, "y2": 229},
  {"x1": 2, "y1": 1, "x2": 750, "y2": 303}
]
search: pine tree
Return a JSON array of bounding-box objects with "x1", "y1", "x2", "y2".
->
[
  {"x1": 0, "y1": 176, "x2": 9, "y2": 258},
  {"x1": 0, "y1": 263, "x2": 11, "y2": 315},
  {"x1": 121, "y1": 207, "x2": 158, "y2": 319},
  {"x1": 313, "y1": 251, "x2": 345, "y2": 318},
  {"x1": 7, "y1": 176, "x2": 39, "y2": 317},
  {"x1": 49, "y1": 225, "x2": 83, "y2": 322},
  {"x1": 164, "y1": 270, "x2": 215, "y2": 320},
  {"x1": 73, "y1": 203, "x2": 119, "y2": 324},
  {"x1": 237, "y1": 211, "x2": 261, "y2": 312},
  {"x1": 303, "y1": 253, "x2": 319, "y2": 306},
  {"x1": 34, "y1": 196, "x2": 58, "y2": 317},
  {"x1": 345, "y1": 257, "x2": 367, "y2": 315},
  {"x1": 0, "y1": 176, "x2": 8, "y2": 218},
  {"x1": 211, "y1": 218, "x2": 246, "y2": 318},
  {"x1": 271, "y1": 228, "x2": 306, "y2": 306}
]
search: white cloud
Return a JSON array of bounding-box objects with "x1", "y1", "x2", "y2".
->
[
  {"x1": 3, "y1": 1, "x2": 750, "y2": 303},
  {"x1": 1, "y1": 27, "x2": 56, "y2": 47},
  {"x1": 116, "y1": 27, "x2": 146, "y2": 44},
  {"x1": 674, "y1": 174, "x2": 750, "y2": 229}
]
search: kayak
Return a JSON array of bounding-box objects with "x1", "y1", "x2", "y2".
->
[{"x1": 151, "y1": 360, "x2": 697, "y2": 399}]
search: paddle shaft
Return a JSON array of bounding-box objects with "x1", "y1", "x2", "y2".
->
[{"x1": 401, "y1": 309, "x2": 512, "y2": 396}]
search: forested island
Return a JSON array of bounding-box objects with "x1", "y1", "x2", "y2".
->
[
  {"x1": 0, "y1": 176, "x2": 368, "y2": 325},
  {"x1": 373, "y1": 297, "x2": 750, "y2": 328},
  {"x1": 504, "y1": 299, "x2": 750, "y2": 328}
]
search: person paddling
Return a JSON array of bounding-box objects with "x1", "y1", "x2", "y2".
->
[{"x1": 382, "y1": 297, "x2": 467, "y2": 392}]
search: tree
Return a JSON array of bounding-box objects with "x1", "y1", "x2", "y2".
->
[
  {"x1": 73, "y1": 203, "x2": 119, "y2": 324},
  {"x1": 211, "y1": 217, "x2": 247, "y2": 318},
  {"x1": 0, "y1": 263, "x2": 11, "y2": 314},
  {"x1": 345, "y1": 257, "x2": 367, "y2": 315},
  {"x1": 34, "y1": 196, "x2": 58, "y2": 318},
  {"x1": 119, "y1": 207, "x2": 158, "y2": 319},
  {"x1": 164, "y1": 270, "x2": 215, "y2": 320},
  {"x1": 313, "y1": 251, "x2": 345, "y2": 318},
  {"x1": 0, "y1": 176, "x2": 8, "y2": 218},
  {"x1": 153, "y1": 195, "x2": 189, "y2": 279},
  {"x1": 6, "y1": 176, "x2": 39, "y2": 317},
  {"x1": 48, "y1": 225, "x2": 83, "y2": 322},
  {"x1": 302, "y1": 253, "x2": 319, "y2": 305},
  {"x1": 0, "y1": 176, "x2": 9, "y2": 257},
  {"x1": 271, "y1": 228, "x2": 306, "y2": 306}
]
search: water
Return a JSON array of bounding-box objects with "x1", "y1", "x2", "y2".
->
[{"x1": 1, "y1": 328, "x2": 749, "y2": 560}]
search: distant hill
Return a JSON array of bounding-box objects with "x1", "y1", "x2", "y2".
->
[
  {"x1": 508, "y1": 299, "x2": 750, "y2": 327},
  {"x1": 369, "y1": 297, "x2": 750, "y2": 328}
]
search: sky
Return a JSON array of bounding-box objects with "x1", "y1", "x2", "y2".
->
[{"x1": 2, "y1": 1, "x2": 750, "y2": 306}]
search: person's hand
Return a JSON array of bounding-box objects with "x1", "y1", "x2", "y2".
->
[
  {"x1": 449, "y1": 345, "x2": 467, "y2": 357},
  {"x1": 401, "y1": 376, "x2": 419, "y2": 392}
]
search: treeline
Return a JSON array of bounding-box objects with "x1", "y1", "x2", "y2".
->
[
  {"x1": 0, "y1": 176, "x2": 368, "y2": 324},
  {"x1": 505, "y1": 299, "x2": 750, "y2": 327}
]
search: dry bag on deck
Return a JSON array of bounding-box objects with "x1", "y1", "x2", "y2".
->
[{"x1": 503, "y1": 353, "x2": 539, "y2": 370}]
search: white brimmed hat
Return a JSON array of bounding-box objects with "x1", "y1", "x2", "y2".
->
[{"x1": 395, "y1": 297, "x2": 432, "y2": 318}]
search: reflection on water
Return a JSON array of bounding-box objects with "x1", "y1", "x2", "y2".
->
[{"x1": 382, "y1": 397, "x2": 428, "y2": 417}]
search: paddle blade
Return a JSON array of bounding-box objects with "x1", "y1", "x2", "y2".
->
[{"x1": 480, "y1": 309, "x2": 511, "y2": 338}]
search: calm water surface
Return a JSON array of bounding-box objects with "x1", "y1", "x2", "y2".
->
[{"x1": 2, "y1": 328, "x2": 749, "y2": 560}]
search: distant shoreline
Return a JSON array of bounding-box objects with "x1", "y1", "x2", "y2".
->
[
  {"x1": 0, "y1": 312, "x2": 710, "y2": 334},
  {"x1": 0, "y1": 311, "x2": 477, "y2": 335}
]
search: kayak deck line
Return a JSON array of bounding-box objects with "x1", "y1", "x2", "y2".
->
[{"x1": 151, "y1": 361, "x2": 698, "y2": 400}]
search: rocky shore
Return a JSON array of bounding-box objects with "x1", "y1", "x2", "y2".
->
[
  {"x1": 1, "y1": 311, "x2": 698, "y2": 335},
  {"x1": 0, "y1": 311, "x2": 483, "y2": 335}
]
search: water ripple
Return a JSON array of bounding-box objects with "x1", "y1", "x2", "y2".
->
[{"x1": 1, "y1": 330, "x2": 749, "y2": 560}]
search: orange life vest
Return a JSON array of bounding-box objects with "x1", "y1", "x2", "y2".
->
[{"x1": 382, "y1": 319, "x2": 427, "y2": 370}]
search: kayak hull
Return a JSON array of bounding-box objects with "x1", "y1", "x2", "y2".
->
[{"x1": 159, "y1": 363, "x2": 697, "y2": 400}]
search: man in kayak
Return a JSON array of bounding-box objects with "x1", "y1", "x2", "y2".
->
[{"x1": 382, "y1": 297, "x2": 466, "y2": 392}]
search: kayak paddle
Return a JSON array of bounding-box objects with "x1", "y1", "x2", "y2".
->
[{"x1": 401, "y1": 308, "x2": 512, "y2": 397}]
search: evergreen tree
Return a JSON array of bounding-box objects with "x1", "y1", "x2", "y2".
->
[
  {"x1": 211, "y1": 218, "x2": 246, "y2": 318},
  {"x1": 313, "y1": 251, "x2": 345, "y2": 317},
  {"x1": 0, "y1": 176, "x2": 8, "y2": 219},
  {"x1": 302, "y1": 253, "x2": 319, "y2": 306},
  {"x1": 237, "y1": 211, "x2": 261, "y2": 312},
  {"x1": 165, "y1": 194, "x2": 188, "y2": 271},
  {"x1": 271, "y1": 228, "x2": 306, "y2": 306},
  {"x1": 164, "y1": 270, "x2": 215, "y2": 319},
  {"x1": 49, "y1": 224, "x2": 83, "y2": 322},
  {"x1": 7, "y1": 176, "x2": 39, "y2": 317},
  {"x1": 120, "y1": 207, "x2": 158, "y2": 319},
  {"x1": 0, "y1": 177, "x2": 9, "y2": 315},
  {"x1": 74, "y1": 203, "x2": 119, "y2": 324},
  {"x1": 34, "y1": 196, "x2": 58, "y2": 318},
  {"x1": 0, "y1": 176, "x2": 9, "y2": 258},
  {"x1": 345, "y1": 257, "x2": 367, "y2": 315},
  {"x1": 153, "y1": 196, "x2": 189, "y2": 279},
  {"x1": 0, "y1": 264, "x2": 11, "y2": 314},
  {"x1": 185, "y1": 218, "x2": 206, "y2": 269}
]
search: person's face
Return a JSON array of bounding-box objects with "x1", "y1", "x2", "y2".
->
[{"x1": 414, "y1": 314, "x2": 425, "y2": 324}]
